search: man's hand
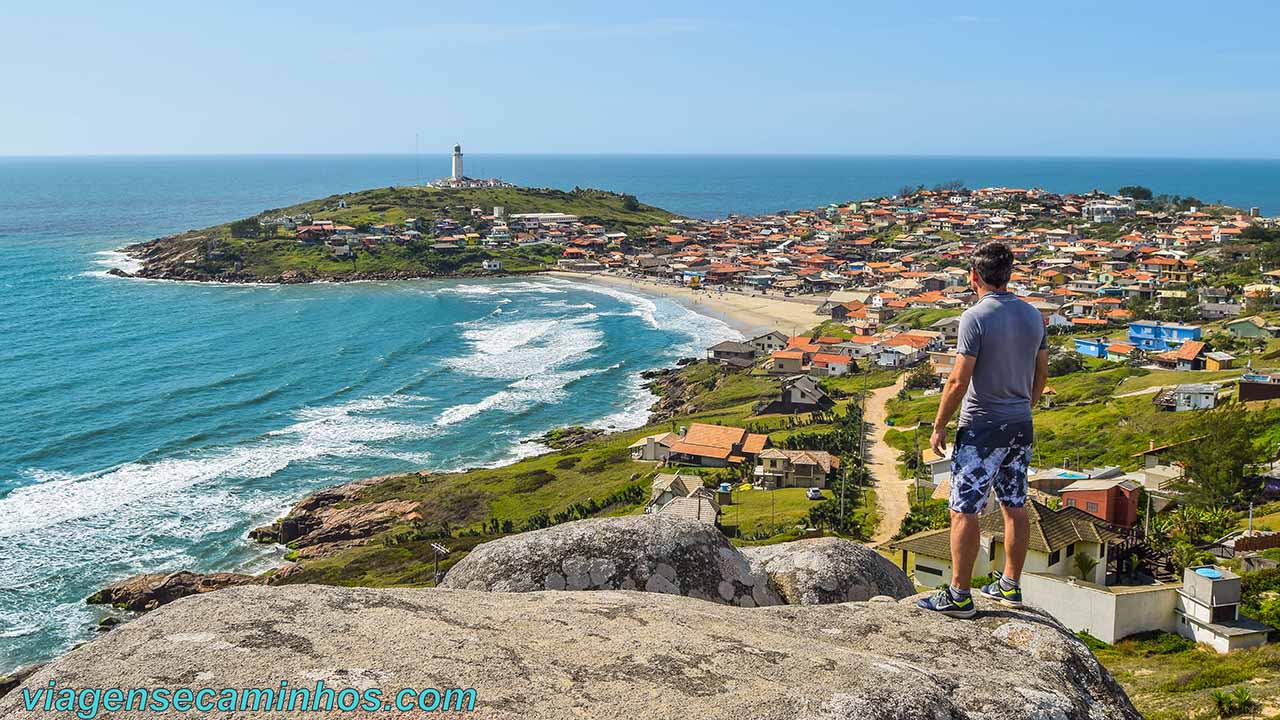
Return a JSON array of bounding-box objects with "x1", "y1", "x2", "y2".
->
[{"x1": 930, "y1": 427, "x2": 947, "y2": 457}]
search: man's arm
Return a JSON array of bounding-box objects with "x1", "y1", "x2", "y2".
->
[
  {"x1": 930, "y1": 353, "x2": 976, "y2": 456},
  {"x1": 1031, "y1": 348, "x2": 1049, "y2": 406}
]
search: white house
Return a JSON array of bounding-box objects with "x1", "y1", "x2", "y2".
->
[
  {"x1": 889, "y1": 500, "x2": 1117, "y2": 588},
  {"x1": 748, "y1": 330, "x2": 789, "y2": 355},
  {"x1": 1021, "y1": 566, "x2": 1270, "y2": 652}
]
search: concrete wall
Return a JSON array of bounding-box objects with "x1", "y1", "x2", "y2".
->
[{"x1": 1022, "y1": 574, "x2": 1178, "y2": 644}]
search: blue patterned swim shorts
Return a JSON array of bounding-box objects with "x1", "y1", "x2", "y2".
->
[{"x1": 948, "y1": 421, "x2": 1033, "y2": 514}]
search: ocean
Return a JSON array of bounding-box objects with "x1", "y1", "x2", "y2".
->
[{"x1": 2, "y1": 153, "x2": 1279, "y2": 671}]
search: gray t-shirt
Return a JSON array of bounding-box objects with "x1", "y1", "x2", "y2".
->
[{"x1": 955, "y1": 291, "x2": 1048, "y2": 428}]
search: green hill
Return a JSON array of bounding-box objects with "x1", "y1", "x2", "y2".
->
[{"x1": 120, "y1": 186, "x2": 678, "y2": 283}]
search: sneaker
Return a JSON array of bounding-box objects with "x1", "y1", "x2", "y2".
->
[
  {"x1": 916, "y1": 587, "x2": 976, "y2": 619},
  {"x1": 980, "y1": 572, "x2": 1023, "y2": 608}
]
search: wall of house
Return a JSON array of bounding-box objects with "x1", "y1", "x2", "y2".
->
[{"x1": 1021, "y1": 575, "x2": 1178, "y2": 644}]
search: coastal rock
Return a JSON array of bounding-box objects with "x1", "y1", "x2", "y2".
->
[
  {"x1": 0, "y1": 585, "x2": 1141, "y2": 719},
  {"x1": 85, "y1": 571, "x2": 260, "y2": 612},
  {"x1": 0, "y1": 665, "x2": 43, "y2": 701},
  {"x1": 534, "y1": 425, "x2": 606, "y2": 450},
  {"x1": 104, "y1": 267, "x2": 131, "y2": 278},
  {"x1": 440, "y1": 515, "x2": 782, "y2": 607},
  {"x1": 740, "y1": 537, "x2": 915, "y2": 604},
  {"x1": 248, "y1": 475, "x2": 418, "y2": 549}
]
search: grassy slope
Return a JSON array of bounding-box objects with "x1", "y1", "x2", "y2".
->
[
  {"x1": 147, "y1": 186, "x2": 677, "y2": 278},
  {"x1": 1092, "y1": 632, "x2": 1280, "y2": 719},
  {"x1": 276, "y1": 360, "x2": 881, "y2": 587}
]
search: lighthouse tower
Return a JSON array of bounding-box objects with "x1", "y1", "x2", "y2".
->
[{"x1": 451, "y1": 144, "x2": 464, "y2": 181}]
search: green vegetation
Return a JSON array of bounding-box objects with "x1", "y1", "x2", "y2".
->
[
  {"x1": 131, "y1": 186, "x2": 678, "y2": 281},
  {"x1": 890, "y1": 307, "x2": 961, "y2": 329},
  {"x1": 276, "y1": 358, "x2": 882, "y2": 587},
  {"x1": 1091, "y1": 632, "x2": 1280, "y2": 718}
]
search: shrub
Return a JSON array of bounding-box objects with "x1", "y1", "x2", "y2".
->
[
  {"x1": 1212, "y1": 686, "x2": 1260, "y2": 717},
  {"x1": 1158, "y1": 665, "x2": 1249, "y2": 693}
]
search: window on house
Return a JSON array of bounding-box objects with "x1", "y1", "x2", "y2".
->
[
  {"x1": 1067, "y1": 543, "x2": 1075, "y2": 557},
  {"x1": 1100, "y1": 543, "x2": 1107, "y2": 558},
  {"x1": 1066, "y1": 498, "x2": 1077, "y2": 507},
  {"x1": 1048, "y1": 550, "x2": 1061, "y2": 566},
  {"x1": 1086, "y1": 501, "x2": 1100, "y2": 513}
]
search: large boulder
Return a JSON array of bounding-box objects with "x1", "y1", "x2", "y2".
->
[
  {"x1": 740, "y1": 537, "x2": 915, "y2": 604},
  {"x1": 86, "y1": 571, "x2": 260, "y2": 612},
  {"x1": 0, "y1": 585, "x2": 1140, "y2": 719},
  {"x1": 440, "y1": 515, "x2": 782, "y2": 607}
]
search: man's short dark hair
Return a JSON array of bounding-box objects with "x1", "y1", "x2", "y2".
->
[{"x1": 971, "y1": 242, "x2": 1014, "y2": 288}]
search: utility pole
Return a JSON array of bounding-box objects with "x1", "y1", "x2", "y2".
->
[{"x1": 431, "y1": 542, "x2": 451, "y2": 585}]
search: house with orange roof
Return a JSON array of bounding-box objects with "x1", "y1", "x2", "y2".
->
[{"x1": 666, "y1": 422, "x2": 771, "y2": 468}]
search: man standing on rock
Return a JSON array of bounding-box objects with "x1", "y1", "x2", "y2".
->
[{"x1": 917, "y1": 241, "x2": 1048, "y2": 618}]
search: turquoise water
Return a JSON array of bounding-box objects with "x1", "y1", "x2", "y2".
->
[{"x1": 3, "y1": 154, "x2": 1280, "y2": 671}]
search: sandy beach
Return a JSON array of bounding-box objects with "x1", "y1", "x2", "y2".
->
[{"x1": 546, "y1": 271, "x2": 826, "y2": 336}]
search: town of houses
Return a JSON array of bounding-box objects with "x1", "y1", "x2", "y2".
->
[{"x1": 551, "y1": 186, "x2": 1278, "y2": 392}]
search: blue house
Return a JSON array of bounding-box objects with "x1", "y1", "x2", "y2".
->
[
  {"x1": 1074, "y1": 337, "x2": 1109, "y2": 358},
  {"x1": 1127, "y1": 321, "x2": 1201, "y2": 352}
]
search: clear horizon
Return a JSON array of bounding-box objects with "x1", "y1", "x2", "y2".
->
[{"x1": 4, "y1": 1, "x2": 1279, "y2": 157}]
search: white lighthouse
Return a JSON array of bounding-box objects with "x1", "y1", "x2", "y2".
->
[{"x1": 451, "y1": 144, "x2": 464, "y2": 181}]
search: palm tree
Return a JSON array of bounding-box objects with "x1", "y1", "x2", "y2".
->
[{"x1": 1074, "y1": 553, "x2": 1099, "y2": 580}]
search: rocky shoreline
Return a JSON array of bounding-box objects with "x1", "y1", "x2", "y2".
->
[
  {"x1": 79, "y1": 365, "x2": 708, "y2": 610},
  {"x1": 0, "y1": 355, "x2": 712, "y2": 690},
  {"x1": 111, "y1": 243, "x2": 535, "y2": 284}
]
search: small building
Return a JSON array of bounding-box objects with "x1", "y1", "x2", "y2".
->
[
  {"x1": 929, "y1": 351, "x2": 957, "y2": 379},
  {"x1": 1127, "y1": 321, "x2": 1201, "y2": 352},
  {"x1": 1059, "y1": 477, "x2": 1141, "y2": 527},
  {"x1": 809, "y1": 352, "x2": 856, "y2": 377},
  {"x1": 753, "y1": 449, "x2": 841, "y2": 489},
  {"x1": 1204, "y1": 352, "x2": 1236, "y2": 371},
  {"x1": 889, "y1": 500, "x2": 1119, "y2": 588},
  {"x1": 758, "y1": 375, "x2": 834, "y2": 414},
  {"x1": 629, "y1": 431, "x2": 679, "y2": 462},
  {"x1": 769, "y1": 350, "x2": 807, "y2": 375},
  {"x1": 1105, "y1": 343, "x2": 1136, "y2": 363},
  {"x1": 1175, "y1": 566, "x2": 1270, "y2": 653},
  {"x1": 1020, "y1": 565, "x2": 1271, "y2": 651},
  {"x1": 1154, "y1": 383, "x2": 1218, "y2": 412},
  {"x1": 666, "y1": 423, "x2": 770, "y2": 467},
  {"x1": 706, "y1": 340, "x2": 757, "y2": 369},
  {"x1": 645, "y1": 473, "x2": 720, "y2": 525},
  {"x1": 481, "y1": 258, "x2": 502, "y2": 271},
  {"x1": 1226, "y1": 316, "x2": 1280, "y2": 340},
  {"x1": 748, "y1": 330, "x2": 788, "y2": 355},
  {"x1": 1073, "y1": 337, "x2": 1109, "y2": 359}
]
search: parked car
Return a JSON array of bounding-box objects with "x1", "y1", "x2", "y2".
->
[{"x1": 806, "y1": 488, "x2": 824, "y2": 500}]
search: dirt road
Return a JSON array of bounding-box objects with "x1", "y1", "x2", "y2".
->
[{"x1": 866, "y1": 374, "x2": 912, "y2": 544}]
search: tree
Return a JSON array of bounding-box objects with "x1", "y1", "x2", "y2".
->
[
  {"x1": 1170, "y1": 403, "x2": 1272, "y2": 508},
  {"x1": 1117, "y1": 185, "x2": 1153, "y2": 201},
  {"x1": 1073, "y1": 553, "x2": 1098, "y2": 580},
  {"x1": 1048, "y1": 352, "x2": 1085, "y2": 377},
  {"x1": 1127, "y1": 297, "x2": 1156, "y2": 322},
  {"x1": 620, "y1": 194, "x2": 640, "y2": 211},
  {"x1": 903, "y1": 364, "x2": 938, "y2": 391},
  {"x1": 229, "y1": 217, "x2": 261, "y2": 238}
]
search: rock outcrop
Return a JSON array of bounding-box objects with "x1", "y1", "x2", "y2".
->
[
  {"x1": 740, "y1": 537, "x2": 915, "y2": 604},
  {"x1": 1, "y1": 584, "x2": 1140, "y2": 719},
  {"x1": 248, "y1": 475, "x2": 422, "y2": 553},
  {"x1": 441, "y1": 515, "x2": 782, "y2": 607},
  {"x1": 85, "y1": 570, "x2": 260, "y2": 611}
]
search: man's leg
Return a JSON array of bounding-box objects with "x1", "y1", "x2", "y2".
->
[
  {"x1": 917, "y1": 429, "x2": 992, "y2": 618},
  {"x1": 1000, "y1": 504, "x2": 1029, "y2": 582},
  {"x1": 981, "y1": 431, "x2": 1032, "y2": 607},
  {"x1": 950, "y1": 510, "x2": 982, "y2": 591}
]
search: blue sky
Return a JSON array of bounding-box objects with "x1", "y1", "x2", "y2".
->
[{"x1": 3, "y1": 1, "x2": 1278, "y2": 157}]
